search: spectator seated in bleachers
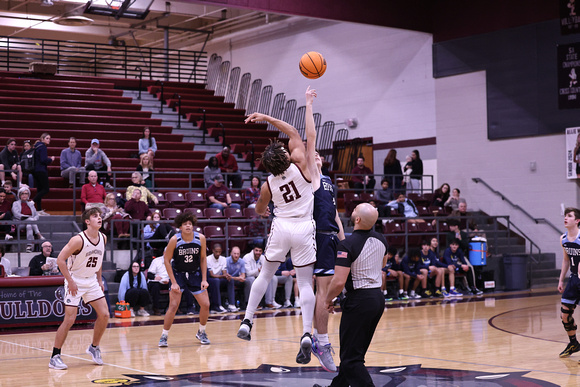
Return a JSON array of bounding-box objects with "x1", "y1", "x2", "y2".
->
[
  {"x1": 101, "y1": 193, "x2": 130, "y2": 238},
  {"x1": 206, "y1": 243, "x2": 228, "y2": 313},
  {"x1": 3, "y1": 181, "x2": 17, "y2": 205},
  {"x1": 419, "y1": 240, "x2": 446, "y2": 298},
  {"x1": 126, "y1": 172, "x2": 158, "y2": 207},
  {"x1": 20, "y1": 140, "x2": 35, "y2": 188},
  {"x1": 351, "y1": 156, "x2": 375, "y2": 192},
  {"x1": 139, "y1": 127, "x2": 157, "y2": 165},
  {"x1": 81, "y1": 171, "x2": 106, "y2": 210},
  {"x1": 28, "y1": 241, "x2": 56, "y2": 276},
  {"x1": 60, "y1": 137, "x2": 86, "y2": 188},
  {"x1": 442, "y1": 238, "x2": 482, "y2": 295},
  {"x1": 147, "y1": 255, "x2": 170, "y2": 316},
  {"x1": 118, "y1": 260, "x2": 151, "y2": 317},
  {"x1": 244, "y1": 176, "x2": 261, "y2": 209},
  {"x1": 207, "y1": 174, "x2": 241, "y2": 211},
  {"x1": 0, "y1": 138, "x2": 22, "y2": 186},
  {"x1": 125, "y1": 190, "x2": 152, "y2": 239},
  {"x1": 375, "y1": 178, "x2": 394, "y2": 217},
  {"x1": 444, "y1": 188, "x2": 461, "y2": 211},
  {"x1": 225, "y1": 246, "x2": 247, "y2": 311},
  {"x1": 432, "y1": 183, "x2": 450, "y2": 208},
  {"x1": 401, "y1": 248, "x2": 427, "y2": 299},
  {"x1": 275, "y1": 256, "x2": 296, "y2": 308},
  {"x1": 11, "y1": 186, "x2": 44, "y2": 252},
  {"x1": 0, "y1": 245, "x2": 11, "y2": 276},
  {"x1": 0, "y1": 188, "x2": 13, "y2": 240},
  {"x1": 385, "y1": 193, "x2": 423, "y2": 222},
  {"x1": 85, "y1": 138, "x2": 113, "y2": 189},
  {"x1": 203, "y1": 156, "x2": 221, "y2": 188},
  {"x1": 136, "y1": 153, "x2": 155, "y2": 190},
  {"x1": 382, "y1": 247, "x2": 408, "y2": 300},
  {"x1": 243, "y1": 244, "x2": 280, "y2": 309},
  {"x1": 143, "y1": 212, "x2": 174, "y2": 256},
  {"x1": 216, "y1": 146, "x2": 242, "y2": 189},
  {"x1": 450, "y1": 200, "x2": 487, "y2": 240}
]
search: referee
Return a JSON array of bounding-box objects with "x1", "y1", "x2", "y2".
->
[{"x1": 324, "y1": 203, "x2": 387, "y2": 387}]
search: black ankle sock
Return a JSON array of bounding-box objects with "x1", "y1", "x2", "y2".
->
[
  {"x1": 91, "y1": 344, "x2": 97, "y2": 348},
  {"x1": 569, "y1": 334, "x2": 577, "y2": 344},
  {"x1": 52, "y1": 348, "x2": 61, "y2": 357}
]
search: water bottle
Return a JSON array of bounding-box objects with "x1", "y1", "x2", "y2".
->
[{"x1": 229, "y1": 180, "x2": 233, "y2": 189}]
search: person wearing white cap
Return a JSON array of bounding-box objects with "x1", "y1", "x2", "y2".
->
[{"x1": 85, "y1": 139, "x2": 113, "y2": 189}]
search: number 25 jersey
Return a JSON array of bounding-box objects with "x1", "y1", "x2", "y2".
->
[
  {"x1": 68, "y1": 231, "x2": 105, "y2": 278},
  {"x1": 267, "y1": 163, "x2": 313, "y2": 219}
]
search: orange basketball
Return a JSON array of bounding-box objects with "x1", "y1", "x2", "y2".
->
[{"x1": 299, "y1": 51, "x2": 327, "y2": 79}]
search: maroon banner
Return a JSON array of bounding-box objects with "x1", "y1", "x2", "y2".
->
[{"x1": 0, "y1": 277, "x2": 96, "y2": 328}]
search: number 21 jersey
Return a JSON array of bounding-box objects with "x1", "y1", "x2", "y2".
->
[
  {"x1": 68, "y1": 231, "x2": 105, "y2": 278},
  {"x1": 267, "y1": 163, "x2": 313, "y2": 218}
]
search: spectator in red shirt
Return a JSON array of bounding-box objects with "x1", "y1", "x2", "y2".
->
[
  {"x1": 81, "y1": 171, "x2": 106, "y2": 210},
  {"x1": 216, "y1": 146, "x2": 242, "y2": 189},
  {"x1": 351, "y1": 156, "x2": 375, "y2": 192},
  {"x1": 124, "y1": 190, "x2": 151, "y2": 221},
  {"x1": 207, "y1": 174, "x2": 241, "y2": 211}
]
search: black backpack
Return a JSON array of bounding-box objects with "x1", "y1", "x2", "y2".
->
[{"x1": 20, "y1": 149, "x2": 35, "y2": 173}]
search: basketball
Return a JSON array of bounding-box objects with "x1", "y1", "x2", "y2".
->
[{"x1": 299, "y1": 51, "x2": 327, "y2": 79}]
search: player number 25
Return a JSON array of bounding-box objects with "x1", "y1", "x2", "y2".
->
[
  {"x1": 280, "y1": 181, "x2": 301, "y2": 203},
  {"x1": 86, "y1": 257, "x2": 98, "y2": 267}
]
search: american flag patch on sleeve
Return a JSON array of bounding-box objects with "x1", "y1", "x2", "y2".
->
[{"x1": 337, "y1": 251, "x2": 348, "y2": 259}]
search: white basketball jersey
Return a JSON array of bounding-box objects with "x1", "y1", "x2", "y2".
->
[
  {"x1": 267, "y1": 163, "x2": 314, "y2": 218},
  {"x1": 68, "y1": 231, "x2": 105, "y2": 278}
]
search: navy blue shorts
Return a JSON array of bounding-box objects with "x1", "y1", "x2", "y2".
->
[
  {"x1": 562, "y1": 275, "x2": 580, "y2": 305},
  {"x1": 314, "y1": 232, "x2": 339, "y2": 276},
  {"x1": 172, "y1": 270, "x2": 204, "y2": 295}
]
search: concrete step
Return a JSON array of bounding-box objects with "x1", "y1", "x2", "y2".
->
[
  {"x1": 530, "y1": 276, "x2": 558, "y2": 288},
  {"x1": 531, "y1": 268, "x2": 561, "y2": 279}
]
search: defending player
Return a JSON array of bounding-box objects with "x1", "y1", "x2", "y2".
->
[
  {"x1": 558, "y1": 207, "x2": 580, "y2": 358},
  {"x1": 49, "y1": 208, "x2": 109, "y2": 370},
  {"x1": 308, "y1": 121, "x2": 345, "y2": 370},
  {"x1": 158, "y1": 212, "x2": 211, "y2": 347},
  {"x1": 237, "y1": 87, "x2": 318, "y2": 365}
]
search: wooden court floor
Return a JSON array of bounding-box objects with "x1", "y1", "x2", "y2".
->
[{"x1": 0, "y1": 290, "x2": 576, "y2": 386}]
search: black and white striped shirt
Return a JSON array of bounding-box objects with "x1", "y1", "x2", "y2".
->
[{"x1": 336, "y1": 229, "x2": 388, "y2": 292}]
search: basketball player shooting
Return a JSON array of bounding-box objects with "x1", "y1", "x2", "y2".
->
[{"x1": 237, "y1": 86, "x2": 318, "y2": 365}]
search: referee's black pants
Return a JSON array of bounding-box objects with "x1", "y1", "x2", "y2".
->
[{"x1": 331, "y1": 288, "x2": 384, "y2": 387}]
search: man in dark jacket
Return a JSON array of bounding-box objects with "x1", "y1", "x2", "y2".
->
[{"x1": 0, "y1": 138, "x2": 22, "y2": 186}]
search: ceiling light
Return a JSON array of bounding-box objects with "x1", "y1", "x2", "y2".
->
[
  {"x1": 41, "y1": 0, "x2": 54, "y2": 6},
  {"x1": 53, "y1": 15, "x2": 94, "y2": 26}
]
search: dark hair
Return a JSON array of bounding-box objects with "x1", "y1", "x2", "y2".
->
[
  {"x1": 0, "y1": 245, "x2": 4, "y2": 257},
  {"x1": 447, "y1": 218, "x2": 460, "y2": 227},
  {"x1": 449, "y1": 238, "x2": 461, "y2": 246},
  {"x1": 208, "y1": 156, "x2": 218, "y2": 168},
  {"x1": 384, "y1": 149, "x2": 397, "y2": 166},
  {"x1": 82, "y1": 207, "x2": 102, "y2": 225},
  {"x1": 130, "y1": 260, "x2": 143, "y2": 288},
  {"x1": 251, "y1": 175, "x2": 261, "y2": 187},
  {"x1": 357, "y1": 155, "x2": 365, "y2": 161},
  {"x1": 380, "y1": 178, "x2": 390, "y2": 185},
  {"x1": 0, "y1": 188, "x2": 5, "y2": 195},
  {"x1": 387, "y1": 246, "x2": 398, "y2": 256},
  {"x1": 412, "y1": 149, "x2": 421, "y2": 159},
  {"x1": 6, "y1": 138, "x2": 16, "y2": 146},
  {"x1": 435, "y1": 183, "x2": 450, "y2": 202},
  {"x1": 142, "y1": 127, "x2": 152, "y2": 148},
  {"x1": 260, "y1": 140, "x2": 291, "y2": 176},
  {"x1": 407, "y1": 248, "x2": 421, "y2": 259},
  {"x1": 175, "y1": 212, "x2": 197, "y2": 228},
  {"x1": 421, "y1": 240, "x2": 430, "y2": 246},
  {"x1": 453, "y1": 188, "x2": 461, "y2": 194},
  {"x1": 565, "y1": 207, "x2": 580, "y2": 222}
]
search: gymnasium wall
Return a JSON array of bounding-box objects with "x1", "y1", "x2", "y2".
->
[
  {"x1": 435, "y1": 71, "x2": 578, "y2": 266},
  {"x1": 195, "y1": 18, "x2": 436, "y2": 179}
]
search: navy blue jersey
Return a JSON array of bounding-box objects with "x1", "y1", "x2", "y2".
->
[
  {"x1": 382, "y1": 256, "x2": 402, "y2": 272},
  {"x1": 313, "y1": 175, "x2": 339, "y2": 232},
  {"x1": 172, "y1": 231, "x2": 202, "y2": 273},
  {"x1": 563, "y1": 232, "x2": 580, "y2": 276},
  {"x1": 442, "y1": 247, "x2": 467, "y2": 267},
  {"x1": 421, "y1": 250, "x2": 445, "y2": 268},
  {"x1": 401, "y1": 256, "x2": 426, "y2": 277}
]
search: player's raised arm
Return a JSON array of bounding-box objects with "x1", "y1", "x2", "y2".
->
[
  {"x1": 305, "y1": 86, "x2": 319, "y2": 189},
  {"x1": 245, "y1": 112, "x2": 305, "y2": 164}
]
